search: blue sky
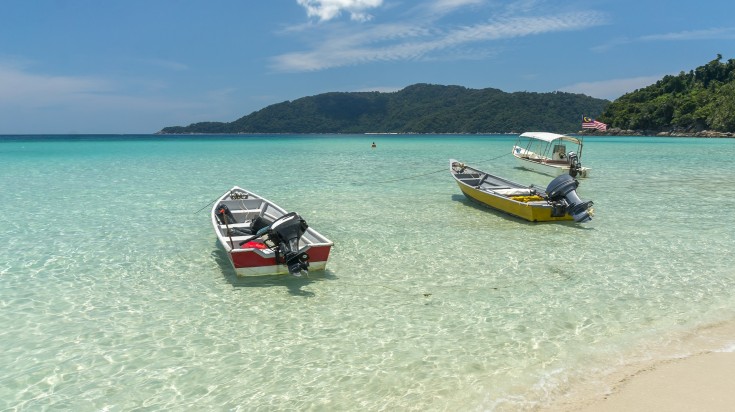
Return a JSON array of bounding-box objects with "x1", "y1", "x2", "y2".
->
[{"x1": 2, "y1": 0, "x2": 734, "y2": 134}]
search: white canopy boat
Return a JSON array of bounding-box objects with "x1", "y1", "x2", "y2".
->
[
  {"x1": 211, "y1": 187, "x2": 333, "y2": 277},
  {"x1": 512, "y1": 132, "x2": 590, "y2": 178}
]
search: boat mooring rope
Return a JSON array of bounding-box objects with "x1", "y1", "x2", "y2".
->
[
  {"x1": 194, "y1": 152, "x2": 512, "y2": 212},
  {"x1": 371, "y1": 151, "x2": 511, "y2": 184},
  {"x1": 194, "y1": 189, "x2": 231, "y2": 214},
  {"x1": 312, "y1": 255, "x2": 531, "y2": 301},
  {"x1": 372, "y1": 167, "x2": 446, "y2": 184}
]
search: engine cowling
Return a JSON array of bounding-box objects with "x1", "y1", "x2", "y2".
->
[
  {"x1": 545, "y1": 174, "x2": 594, "y2": 223},
  {"x1": 265, "y1": 212, "x2": 310, "y2": 276}
]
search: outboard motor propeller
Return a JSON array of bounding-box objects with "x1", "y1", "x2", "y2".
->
[
  {"x1": 545, "y1": 174, "x2": 594, "y2": 223},
  {"x1": 264, "y1": 212, "x2": 310, "y2": 276},
  {"x1": 567, "y1": 151, "x2": 582, "y2": 178}
]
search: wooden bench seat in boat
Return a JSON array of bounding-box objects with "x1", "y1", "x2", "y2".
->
[
  {"x1": 455, "y1": 173, "x2": 481, "y2": 179},
  {"x1": 216, "y1": 208, "x2": 264, "y2": 227},
  {"x1": 218, "y1": 221, "x2": 254, "y2": 230},
  {"x1": 494, "y1": 188, "x2": 535, "y2": 196}
]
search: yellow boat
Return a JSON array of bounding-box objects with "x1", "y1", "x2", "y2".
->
[{"x1": 449, "y1": 159, "x2": 594, "y2": 223}]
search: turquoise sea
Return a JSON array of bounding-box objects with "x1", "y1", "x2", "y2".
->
[{"x1": 1, "y1": 134, "x2": 734, "y2": 411}]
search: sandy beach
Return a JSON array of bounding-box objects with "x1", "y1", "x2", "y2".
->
[
  {"x1": 564, "y1": 350, "x2": 735, "y2": 411},
  {"x1": 546, "y1": 320, "x2": 735, "y2": 412}
]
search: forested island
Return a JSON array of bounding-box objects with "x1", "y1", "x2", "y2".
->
[
  {"x1": 159, "y1": 55, "x2": 735, "y2": 136},
  {"x1": 597, "y1": 55, "x2": 735, "y2": 136},
  {"x1": 159, "y1": 85, "x2": 607, "y2": 135}
]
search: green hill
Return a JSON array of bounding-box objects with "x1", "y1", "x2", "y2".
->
[
  {"x1": 599, "y1": 55, "x2": 735, "y2": 133},
  {"x1": 158, "y1": 84, "x2": 608, "y2": 134}
]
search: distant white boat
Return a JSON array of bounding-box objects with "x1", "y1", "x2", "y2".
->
[{"x1": 512, "y1": 132, "x2": 590, "y2": 178}]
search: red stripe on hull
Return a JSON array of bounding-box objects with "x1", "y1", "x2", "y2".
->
[{"x1": 230, "y1": 245, "x2": 331, "y2": 270}]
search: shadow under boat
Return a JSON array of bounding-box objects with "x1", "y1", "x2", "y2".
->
[
  {"x1": 211, "y1": 245, "x2": 337, "y2": 297},
  {"x1": 449, "y1": 193, "x2": 594, "y2": 230}
]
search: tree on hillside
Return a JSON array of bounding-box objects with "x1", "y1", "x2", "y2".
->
[
  {"x1": 600, "y1": 55, "x2": 735, "y2": 132},
  {"x1": 159, "y1": 84, "x2": 608, "y2": 134}
]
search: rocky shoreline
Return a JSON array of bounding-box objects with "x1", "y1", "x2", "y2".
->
[{"x1": 580, "y1": 128, "x2": 734, "y2": 138}]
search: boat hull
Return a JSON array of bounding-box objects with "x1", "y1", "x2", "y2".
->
[
  {"x1": 212, "y1": 186, "x2": 333, "y2": 276},
  {"x1": 511, "y1": 132, "x2": 591, "y2": 178},
  {"x1": 457, "y1": 183, "x2": 573, "y2": 222},
  {"x1": 226, "y1": 243, "x2": 332, "y2": 276},
  {"x1": 513, "y1": 153, "x2": 591, "y2": 178},
  {"x1": 448, "y1": 159, "x2": 592, "y2": 222}
]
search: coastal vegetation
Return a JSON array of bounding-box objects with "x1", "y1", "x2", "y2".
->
[
  {"x1": 159, "y1": 56, "x2": 735, "y2": 135},
  {"x1": 599, "y1": 55, "x2": 735, "y2": 133},
  {"x1": 158, "y1": 84, "x2": 608, "y2": 134}
]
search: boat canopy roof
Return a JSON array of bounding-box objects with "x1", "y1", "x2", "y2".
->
[{"x1": 519, "y1": 132, "x2": 581, "y2": 145}]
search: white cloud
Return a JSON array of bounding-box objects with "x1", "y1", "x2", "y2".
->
[
  {"x1": 0, "y1": 63, "x2": 204, "y2": 111},
  {"x1": 593, "y1": 27, "x2": 735, "y2": 52},
  {"x1": 0, "y1": 64, "x2": 114, "y2": 107},
  {"x1": 427, "y1": 0, "x2": 484, "y2": 14},
  {"x1": 640, "y1": 27, "x2": 735, "y2": 41},
  {"x1": 272, "y1": 11, "x2": 608, "y2": 72},
  {"x1": 0, "y1": 63, "x2": 212, "y2": 133},
  {"x1": 297, "y1": 0, "x2": 383, "y2": 22},
  {"x1": 348, "y1": 85, "x2": 400, "y2": 93},
  {"x1": 559, "y1": 75, "x2": 662, "y2": 100}
]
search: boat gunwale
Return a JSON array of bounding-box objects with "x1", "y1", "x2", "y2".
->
[
  {"x1": 211, "y1": 186, "x2": 334, "y2": 254},
  {"x1": 514, "y1": 132, "x2": 585, "y2": 159},
  {"x1": 449, "y1": 160, "x2": 548, "y2": 206},
  {"x1": 449, "y1": 159, "x2": 577, "y2": 222},
  {"x1": 512, "y1": 132, "x2": 590, "y2": 177}
]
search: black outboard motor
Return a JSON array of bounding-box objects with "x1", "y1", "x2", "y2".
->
[
  {"x1": 215, "y1": 204, "x2": 237, "y2": 225},
  {"x1": 263, "y1": 212, "x2": 310, "y2": 276},
  {"x1": 545, "y1": 174, "x2": 594, "y2": 223},
  {"x1": 567, "y1": 151, "x2": 582, "y2": 178}
]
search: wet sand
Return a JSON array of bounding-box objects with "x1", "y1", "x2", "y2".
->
[{"x1": 569, "y1": 350, "x2": 735, "y2": 411}]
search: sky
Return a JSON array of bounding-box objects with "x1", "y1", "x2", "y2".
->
[{"x1": 1, "y1": 0, "x2": 735, "y2": 134}]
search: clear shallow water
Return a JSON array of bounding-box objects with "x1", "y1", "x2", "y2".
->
[{"x1": 1, "y1": 134, "x2": 734, "y2": 410}]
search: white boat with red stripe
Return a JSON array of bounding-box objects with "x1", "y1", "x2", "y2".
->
[{"x1": 211, "y1": 187, "x2": 333, "y2": 277}]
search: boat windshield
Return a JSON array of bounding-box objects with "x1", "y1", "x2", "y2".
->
[{"x1": 515, "y1": 133, "x2": 583, "y2": 159}]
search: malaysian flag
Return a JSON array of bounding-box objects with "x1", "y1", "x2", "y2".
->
[{"x1": 582, "y1": 116, "x2": 607, "y2": 131}]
